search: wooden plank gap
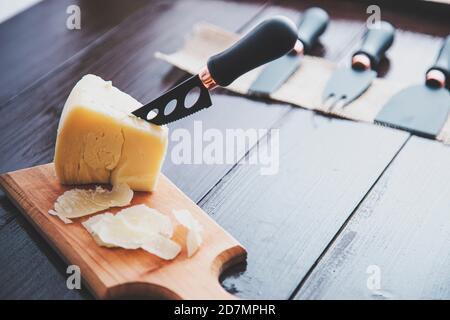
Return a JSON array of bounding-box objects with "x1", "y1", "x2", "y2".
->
[{"x1": 288, "y1": 133, "x2": 411, "y2": 299}]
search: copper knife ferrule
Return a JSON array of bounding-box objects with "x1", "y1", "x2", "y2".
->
[
  {"x1": 199, "y1": 66, "x2": 218, "y2": 90},
  {"x1": 426, "y1": 69, "x2": 446, "y2": 88},
  {"x1": 292, "y1": 39, "x2": 304, "y2": 55},
  {"x1": 352, "y1": 53, "x2": 371, "y2": 70}
]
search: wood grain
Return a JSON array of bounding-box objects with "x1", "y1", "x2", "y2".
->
[
  {"x1": 0, "y1": 0, "x2": 271, "y2": 201},
  {"x1": 0, "y1": 163, "x2": 246, "y2": 299},
  {"x1": 295, "y1": 136, "x2": 450, "y2": 299},
  {"x1": 0, "y1": 0, "x2": 150, "y2": 105},
  {"x1": 0, "y1": 0, "x2": 407, "y2": 300},
  {"x1": 287, "y1": 1, "x2": 450, "y2": 300},
  {"x1": 0, "y1": 0, "x2": 269, "y2": 299},
  {"x1": 0, "y1": 213, "x2": 91, "y2": 299},
  {"x1": 200, "y1": 109, "x2": 408, "y2": 299},
  {"x1": 0, "y1": 0, "x2": 448, "y2": 300},
  {"x1": 0, "y1": 0, "x2": 271, "y2": 224}
]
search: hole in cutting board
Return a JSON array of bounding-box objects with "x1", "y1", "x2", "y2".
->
[{"x1": 219, "y1": 261, "x2": 248, "y2": 296}]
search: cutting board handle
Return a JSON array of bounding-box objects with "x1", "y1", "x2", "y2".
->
[
  {"x1": 165, "y1": 275, "x2": 240, "y2": 300},
  {"x1": 159, "y1": 244, "x2": 246, "y2": 300},
  {"x1": 0, "y1": 164, "x2": 248, "y2": 300},
  {"x1": 106, "y1": 244, "x2": 246, "y2": 300}
]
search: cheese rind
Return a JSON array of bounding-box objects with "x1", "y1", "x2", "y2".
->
[{"x1": 54, "y1": 74, "x2": 168, "y2": 191}]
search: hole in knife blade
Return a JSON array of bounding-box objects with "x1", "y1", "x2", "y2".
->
[
  {"x1": 164, "y1": 99, "x2": 177, "y2": 115},
  {"x1": 184, "y1": 87, "x2": 201, "y2": 109},
  {"x1": 146, "y1": 109, "x2": 159, "y2": 120}
]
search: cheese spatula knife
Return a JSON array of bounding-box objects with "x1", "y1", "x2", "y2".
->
[
  {"x1": 375, "y1": 35, "x2": 450, "y2": 139},
  {"x1": 322, "y1": 21, "x2": 395, "y2": 110},
  {"x1": 133, "y1": 16, "x2": 298, "y2": 125},
  {"x1": 248, "y1": 7, "x2": 329, "y2": 97}
]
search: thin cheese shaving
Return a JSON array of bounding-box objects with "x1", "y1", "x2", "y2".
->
[
  {"x1": 82, "y1": 205, "x2": 181, "y2": 260},
  {"x1": 50, "y1": 183, "x2": 133, "y2": 223},
  {"x1": 141, "y1": 234, "x2": 182, "y2": 260},
  {"x1": 116, "y1": 204, "x2": 173, "y2": 238},
  {"x1": 173, "y1": 209, "x2": 203, "y2": 257}
]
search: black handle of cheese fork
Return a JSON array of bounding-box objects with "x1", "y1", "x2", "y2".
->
[
  {"x1": 297, "y1": 7, "x2": 329, "y2": 52},
  {"x1": 427, "y1": 35, "x2": 450, "y2": 86},
  {"x1": 207, "y1": 16, "x2": 298, "y2": 87},
  {"x1": 353, "y1": 21, "x2": 395, "y2": 69}
]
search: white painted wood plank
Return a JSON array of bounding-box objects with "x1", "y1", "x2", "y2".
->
[{"x1": 296, "y1": 136, "x2": 450, "y2": 300}]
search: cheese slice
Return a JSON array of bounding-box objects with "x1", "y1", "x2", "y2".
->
[
  {"x1": 173, "y1": 209, "x2": 203, "y2": 257},
  {"x1": 49, "y1": 183, "x2": 133, "y2": 224},
  {"x1": 83, "y1": 205, "x2": 181, "y2": 260},
  {"x1": 116, "y1": 204, "x2": 173, "y2": 238},
  {"x1": 54, "y1": 74, "x2": 168, "y2": 192}
]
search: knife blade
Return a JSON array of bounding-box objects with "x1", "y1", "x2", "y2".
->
[
  {"x1": 375, "y1": 35, "x2": 450, "y2": 139},
  {"x1": 322, "y1": 21, "x2": 395, "y2": 110},
  {"x1": 132, "y1": 16, "x2": 298, "y2": 125},
  {"x1": 248, "y1": 7, "x2": 329, "y2": 97}
]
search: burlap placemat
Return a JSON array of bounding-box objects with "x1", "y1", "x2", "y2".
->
[{"x1": 156, "y1": 22, "x2": 450, "y2": 145}]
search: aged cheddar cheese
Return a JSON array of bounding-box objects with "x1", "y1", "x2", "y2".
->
[{"x1": 54, "y1": 74, "x2": 168, "y2": 191}]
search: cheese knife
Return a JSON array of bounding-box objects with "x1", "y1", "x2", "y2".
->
[
  {"x1": 133, "y1": 16, "x2": 298, "y2": 125},
  {"x1": 322, "y1": 21, "x2": 395, "y2": 110},
  {"x1": 248, "y1": 7, "x2": 329, "y2": 97},
  {"x1": 375, "y1": 35, "x2": 450, "y2": 139}
]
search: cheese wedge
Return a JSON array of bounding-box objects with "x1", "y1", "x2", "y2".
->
[{"x1": 54, "y1": 74, "x2": 168, "y2": 191}]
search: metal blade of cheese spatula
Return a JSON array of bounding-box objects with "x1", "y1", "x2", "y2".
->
[
  {"x1": 248, "y1": 7, "x2": 329, "y2": 97},
  {"x1": 132, "y1": 16, "x2": 298, "y2": 125},
  {"x1": 375, "y1": 35, "x2": 450, "y2": 139},
  {"x1": 322, "y1": 21, "x2": 395, "y2": 111}
]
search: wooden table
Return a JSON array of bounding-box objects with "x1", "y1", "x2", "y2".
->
[{"x1": 0, "y1": 0, "x2": 449, "y2": 300}]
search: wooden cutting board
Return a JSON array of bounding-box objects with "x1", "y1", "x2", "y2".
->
[{"x1": 0, "y1": 163, "x2": 246, "y2": 299}]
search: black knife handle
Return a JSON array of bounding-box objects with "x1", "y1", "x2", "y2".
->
[
  {"x1": 207, "y1": 16, "x2": 298, "y2": 87},
  {"x1": 427, "y1": 35, "x2": 450, "y2": 84},
  {"x1": 297, "y1": 7, "x2": 329, "y2": 52},
  {"x1": 353, "y1": 21, "x2": 395, "y2": 69}
]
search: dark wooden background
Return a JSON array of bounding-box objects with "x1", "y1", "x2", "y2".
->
[{"x1": 0, "y1": 0, "x2": 449, "y2": 299}]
